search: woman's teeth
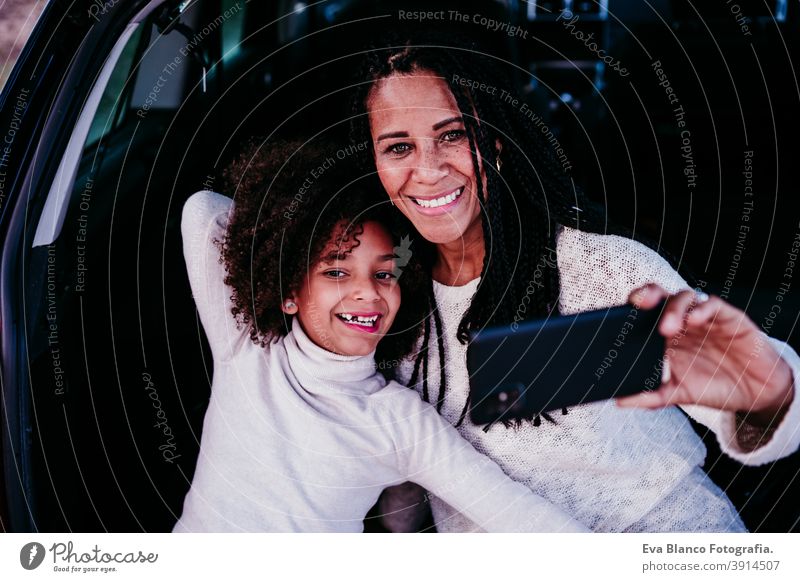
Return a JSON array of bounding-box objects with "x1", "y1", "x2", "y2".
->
[
  {"x1": 413, "y1": 188, "x2": 462, "y2": 208},
  {"x1": 336, "y1": 313, "x2": 379, "y2": 327}
]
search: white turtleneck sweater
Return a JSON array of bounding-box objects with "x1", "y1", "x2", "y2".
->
[
  {"x1": 393, "y1": 229, "x2": 800, "y2": 533},
  {"x1": 173, "y1": 191, "x2": 588, "y2": 533}
]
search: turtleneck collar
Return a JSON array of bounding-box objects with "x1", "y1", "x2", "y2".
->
[{"x1": 282, "y1": 318, "x2": 386, "y2": 396}]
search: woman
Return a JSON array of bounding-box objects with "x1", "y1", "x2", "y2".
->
[{"x1": 349, "y1": 36, "x2": 800, "y2": 532}]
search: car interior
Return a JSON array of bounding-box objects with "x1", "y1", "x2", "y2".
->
[{"x1": 14, "y1": 0, "x2": 800, "y2": 532}]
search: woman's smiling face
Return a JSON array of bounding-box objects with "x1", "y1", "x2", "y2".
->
[{"x1": 366, "y1": 71, "x2": 485, "y2": 245}]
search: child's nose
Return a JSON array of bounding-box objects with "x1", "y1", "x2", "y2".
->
[{"x1": 351, "y1": 277, "x2": 381, "y2": 301}]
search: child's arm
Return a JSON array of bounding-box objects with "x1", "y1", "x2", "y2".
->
[
  {"x1": 392, "y1": 388, "x2": 589, "y2": 533},
  {"x1": 181, "y1": 191, "x2": 248, "y2": 362}
]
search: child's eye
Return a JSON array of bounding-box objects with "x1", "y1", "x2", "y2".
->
[
  {"x1": 375, "y1": 271, "x2": 397, "y2": 281},
  {"x1": 323, "y1": 269, "x2": 347, "y2": 278},
  {"x1": 441, "y1": 129, "x2": 466, "y2": 143}
]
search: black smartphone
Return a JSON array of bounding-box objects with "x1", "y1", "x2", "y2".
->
[{"x1": 467, "y1": 301, "x2": 666, "y2": 424}]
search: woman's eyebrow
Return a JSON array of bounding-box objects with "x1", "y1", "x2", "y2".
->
[
  {"x1": 375, "y1": 116, "x2": 464, "y2": 142},
  {"x1": 376, "y1": 130, "x2": 408, "y2": 142},
  {"x1": 432, "y1": 116, "x2": 463, "y2": 131}
]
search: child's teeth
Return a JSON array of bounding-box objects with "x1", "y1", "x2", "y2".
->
[{"x1": 338, "y1": 314, "x2": 378, "y2": 326}]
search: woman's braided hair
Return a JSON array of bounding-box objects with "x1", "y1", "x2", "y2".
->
[{"x1": 350, "y1": 31, "x2": 694, "y2": 426}]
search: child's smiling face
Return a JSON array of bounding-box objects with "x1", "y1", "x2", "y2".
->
[{"x1": 289, "y1": 220, "x2": 402, "y2": 356}]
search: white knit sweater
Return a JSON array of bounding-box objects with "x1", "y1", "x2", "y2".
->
[
  {"x1": 173, "y1": 191, "x2": 589, "y2": 533},
  {"x1": 393, "y1": 227, "x2": 800, "y2": 533}
]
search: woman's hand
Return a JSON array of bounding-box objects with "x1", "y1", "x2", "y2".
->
[{"x1": 616, "y1": 284, "x2": 795, "y2": 428}]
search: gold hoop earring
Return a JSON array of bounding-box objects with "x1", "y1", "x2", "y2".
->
[{"x1": 495, "y1": 156, "x2": 502, "y2": 173}]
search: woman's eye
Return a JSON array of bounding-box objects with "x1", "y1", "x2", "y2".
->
[
  {"x1": 383, "y1": 142, "x2": 412, "y2": 156},
  {"x1": 441, "y1": 129, "x2": 466, "y2": 143}
]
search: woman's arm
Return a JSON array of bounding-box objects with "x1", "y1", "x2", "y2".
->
[
  {"x1": 558, "y1": 227, "x2": 800, "y2": 463},
  {"x1": 181, "y1": 191, "x2": 248, "y2": 362}
]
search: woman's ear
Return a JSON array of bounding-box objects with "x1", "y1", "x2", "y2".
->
[{"x1": 281, "y1": 297, "x2": 298, "y2": 315}]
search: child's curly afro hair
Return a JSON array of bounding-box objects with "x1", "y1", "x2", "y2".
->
[{"x1": 220, "y1": 138, "x2": 430, "y2": 371}]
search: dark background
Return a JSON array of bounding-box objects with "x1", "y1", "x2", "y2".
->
[{"x1": 3, "y1": 0, "x2": 799, "y2": 533}]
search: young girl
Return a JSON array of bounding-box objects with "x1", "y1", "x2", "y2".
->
[{"x1": 172, "y1": 140, "x2": 588, "y2": 533}]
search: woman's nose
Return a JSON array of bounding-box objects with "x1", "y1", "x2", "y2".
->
[{"x1": 411, "y1": 141, "x2": 447, "y2": 184}]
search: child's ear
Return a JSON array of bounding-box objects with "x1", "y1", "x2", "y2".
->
[{"x1": 281, "y1": 297, "x2": 298, "y2": 315}]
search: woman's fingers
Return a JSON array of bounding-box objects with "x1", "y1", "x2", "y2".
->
[
  {"x1": 621, "y1": 284, "x2": 712, "y2": 411},
  {"x1": 616, "y1": 371, "x2": 684, "y2": 409},
  {"x1": 628, "y1": 283, "x2": 668, "y2": 309},
  {"x1": 629, "y1": 284, "x2": 717, "y2": 337},
  {"x1": 622, "y1": 284, "x2": 795, "y2": 419},
  {"x1": 658, "y1": 289, "x2": 702, "y2": 336},
  {"x1": 685, "y1": 293, "x2": 726, "y2": 330}
]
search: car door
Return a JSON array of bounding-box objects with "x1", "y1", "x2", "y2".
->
[{"x1": 0, "y1": 0, "x2": 235, "y2": 532}]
